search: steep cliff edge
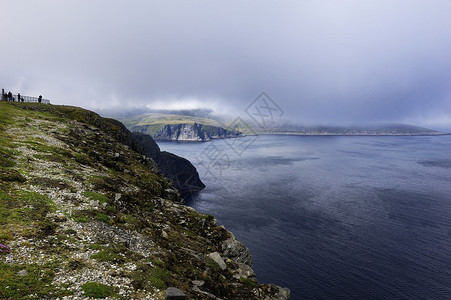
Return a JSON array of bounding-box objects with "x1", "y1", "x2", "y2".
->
[
  {"x1": 133, "y1": 132, "x2": 205, "y2": 194},
  {"x1": 133, "y1": 123, "x2": 243, "y2": 142},
  {"x1": 0, "y1": 102, "x2": 289, "y2": 299}
]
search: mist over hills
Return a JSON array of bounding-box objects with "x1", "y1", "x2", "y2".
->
[
  {"x1": 107, "y1": 108, "x2": 445, "y2": 140},
  {"x1": 258, "y1": 122, "x2": 444, "y2": 136}
]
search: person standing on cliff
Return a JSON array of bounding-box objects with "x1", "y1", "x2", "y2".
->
[
  {"x1": 38, "y1": 95, "x2": 42, "y2": 103},
  {"x1": 8, "y1": 91, "x2": 13, "y2": 102},
  {"x1": 17, "y1": 93, "x2": 21, "y2": 103}
]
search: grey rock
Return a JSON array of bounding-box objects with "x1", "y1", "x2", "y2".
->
[
  {"x1": 165, "y1": 188, "x2": 180, "y2": 201},
  {"x1": 192, "y1": 285, "x2": 222, "y2": 299},
  {"x1": 233, "y1": 263, "x2": 255, "y2": 279},
  {"x1": 154, "y1": 124, "x2": 206, "y2": 141},
  {"x1": 208, "y1": 252, "x2": 226, "y2": 270},
  {"x1": 275, "y1": 286, "x2": 291, "y2": 300},
  {"x1": 161, "y1": 230, "x2": 169, "y2": 239},
  {"x1": 165, "y1": 287, "x2": 185, "y2": 299},
  {"x1": 80, "y1": 222, "x2": 154, "y2": 258},
  {"x1": 192, "y1": 280, "x2": 205, "y2": 287},
  {"x1": 221, "y1": 233, "x2": 252, "y2": 266},
  {"x1": 267, "y1": 285, "x2": 290, "y2": 300},
  {"x1": 17, "y1": 269, "x2": 28, "y2": 276},
  {"x1": 47, "y1": 212, "x2": 67, "y2": 222}
]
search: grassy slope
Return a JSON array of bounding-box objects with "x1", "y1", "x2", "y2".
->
[
  {"x1": 120, "y1": 113, "x2": 221, "y2": 127},
  {"x1": 120, "y1": 113, "x2": 223, "y2": 136},
  {"x1": 120, "y1": 113, "x2": 249, "y2": 137},
  {"x1": 0, "y1": 102, "x2": 281, "y2": 299}
]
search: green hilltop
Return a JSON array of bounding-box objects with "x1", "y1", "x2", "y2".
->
[{"x1": 120, "y1": 112, "x2": 221, "y2": 136}]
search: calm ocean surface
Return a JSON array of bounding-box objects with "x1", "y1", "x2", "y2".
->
[{"x1": 158, "y1": 135, "x2": 451, "y2": 299}]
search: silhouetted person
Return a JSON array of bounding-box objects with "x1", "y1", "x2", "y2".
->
[
  {"x1": 17, "y1": 93, "x2": 21, "y2": 103},
  {"x1": 38, "y1": 95, "x2": 42, "y2": 103},
  {"x1": 8, "y1": 91, "x2": 12, "y2": 102}
]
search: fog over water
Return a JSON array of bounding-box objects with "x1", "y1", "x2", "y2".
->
[{"x1": 1, "y1": 1, "x2": 451, "y2": 131}]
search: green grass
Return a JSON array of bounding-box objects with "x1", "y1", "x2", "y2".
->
[
  {"x1": 95, "y1": 212, "x2": 110, "y2": 223},
  {"x1": 73, "y1": 215, "x2": 90, "y2": 223},
  {"x1": 0, "y1": 186, "x2": 56, "y2": 240},
  {"x1": 201, "y1": 213, "x2": 215, "y2": 221},
  {"x1": 240, "y1": 277, "x2": 258, "y2": 287},
  {"x1": 0, "y1": 168, "x2": 26, "y2": 182},
  {"x1": 83, "y1": 191, "x2": 109, "y2": 204},
  {"x1": 81, "y1": 282, "x2": 119, "y2": 298},
  {"x1": 88, "y1": 243, "x2": 131, "y2": 264},
  {"x1": 71, "y1": 210, "x2": 92, "y2": 223},
  {"x1": 73, "y1": 152, "x2": 93, "y2": 166},
  {"x1": 0, "y1": 261, "x2": 71, "y2": 299},
  {"x1": 121, "y1": 112, "x2": 220, "y2": 127},
  {"x1": 90, "y1": 248, "x2": 123, "y2": 263},
  {"x1": 130, "y1": 264, "x2": 172, "y2": 291},
  {"x1": 70, "y1": 209, "x2": 110, "y2": 223}
]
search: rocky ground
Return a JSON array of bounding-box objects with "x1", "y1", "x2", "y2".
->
[{"x1": 0, "y1": 102, "x2": 289, "y2": 299}]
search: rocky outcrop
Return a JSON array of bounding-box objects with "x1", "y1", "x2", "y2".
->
[
  {"x1": 158, "y1": 152, "x2": 206, "y2": 194},
  {"x1": 221, "y1": 232, "x2": 253, "y2": 265},
  {"x1": 132, "y1": 132, "x2": 205, "y2": 194},
  {"x1": 150, "y1": 123, "x2": 243, "y2": 141},
  {"x1": 154, "y1": 123, "x2": 205, "y2": 141}
]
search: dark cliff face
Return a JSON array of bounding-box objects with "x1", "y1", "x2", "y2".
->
[
  {"x1": 132, "y1": 132, "x2": 205, "y2": 194},
  {"x1": 131, "y1": 131, "x2": 161, "y2": 158},
  {"x1": 157, "y1": 151, "x2": 206, "y2": 194}
]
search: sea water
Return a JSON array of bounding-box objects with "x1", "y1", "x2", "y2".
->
[{"x1": 158, "y1": 135, "x2": 451, "y2": 299}]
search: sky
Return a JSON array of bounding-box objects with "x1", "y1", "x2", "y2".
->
[{"x1": 1, "y1": 0, "x2": 451, "y2": 131}]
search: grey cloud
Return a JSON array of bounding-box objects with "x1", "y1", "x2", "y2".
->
[{"x1": 1, "y1": 0, "x2": 451, "y2": 130}]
